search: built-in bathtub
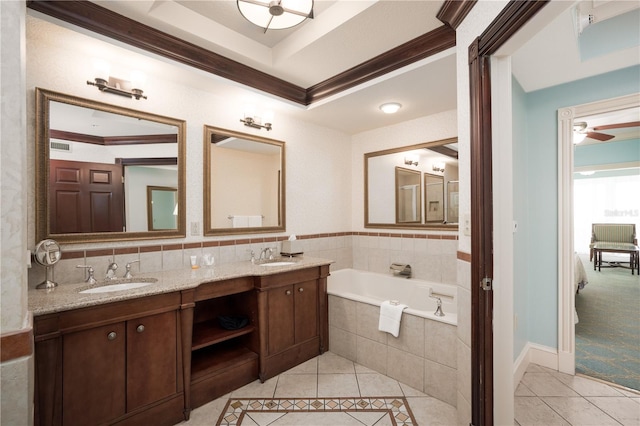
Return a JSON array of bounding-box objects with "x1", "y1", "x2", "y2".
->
[{"x1": 327, "y1": 268, "x2": 458, "y2": 406}]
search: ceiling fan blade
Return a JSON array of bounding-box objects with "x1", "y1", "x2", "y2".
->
[
  {"x1": 586, "y1": 131, "x2": 615, "y2": 142},
  {"x1": 592, "y1": 121, "x2": 640, "y2": 131}
]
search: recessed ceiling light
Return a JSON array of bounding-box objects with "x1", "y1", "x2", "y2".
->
[{"x1": 379, "y1": 102, "x2": 402, "y2": 114}]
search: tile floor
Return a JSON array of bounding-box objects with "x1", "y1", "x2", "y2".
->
[
  {"x1": 515, "y1": 363, "x2": 640, "y2": 426},
  {"x1": 178, "y1": 351, "x2": 457, "y2": 425},
  {"x1": 178, "y1": 352, "x2": 640, "y2": 426}
]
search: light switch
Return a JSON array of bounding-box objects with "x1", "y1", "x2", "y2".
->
[
  {"x1": 463, "y1": 213, "x2": 471, "y2": 236},
  {"x1": 190, "y1": 222, "x2": 200, "y2": 236}
]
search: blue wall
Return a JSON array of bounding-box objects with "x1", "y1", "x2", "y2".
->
[
  {"x1": 515, "y1": 65, "x2": 640, "y2": 349},
  {"x1": 575, "y1": 138, "x2": 640, "y2": 168}
]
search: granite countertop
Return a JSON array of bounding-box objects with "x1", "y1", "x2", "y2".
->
[{"x1": 29, "y1": 256, "x2": 333, "y2": 316}]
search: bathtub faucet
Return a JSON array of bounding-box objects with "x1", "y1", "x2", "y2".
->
[
  {"x1": 430, "y1": 295, "x2": 445, "y2": 317},
  {"x1": 390, "y1": 263, "x2": 412, "y2": 278}
]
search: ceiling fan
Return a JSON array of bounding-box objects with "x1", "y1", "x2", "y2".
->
[{"x1": 573, "y1": 120, "x2": 640, "y2": 142}]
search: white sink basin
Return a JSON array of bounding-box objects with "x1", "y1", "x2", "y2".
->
[
  {"x1": 259, "y1": 261, "x2": 297, "y2": 267},
  {"x1": 79, "y1": 280, "x2": 155, "y2": 294}
]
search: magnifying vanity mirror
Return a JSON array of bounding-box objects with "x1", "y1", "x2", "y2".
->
[
  {"x1": 35, "y1": 88, "x2": 186, "y2": 243},
  {"x1": 203, "y1": 126, "x2": 285, "y2": 236},
  {"x1": 365, "y1": 137, "x2": 459, "y2": 230}
]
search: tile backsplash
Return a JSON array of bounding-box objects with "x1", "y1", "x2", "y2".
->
[{"x1": 28, "y1": 231, "x2": 457, "y2": 288}]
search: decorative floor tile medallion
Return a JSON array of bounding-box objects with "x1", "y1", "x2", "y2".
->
[{"x1": 216, "y1": 396, "x2": 416, "y2": 426}]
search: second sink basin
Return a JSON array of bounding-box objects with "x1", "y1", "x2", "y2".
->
[
  {"x1": 79, "y1": 279, "x2": 157, "y2": 294},
  {"x1": 259, "y1": 261, "x2": 297, "y2": 267}
]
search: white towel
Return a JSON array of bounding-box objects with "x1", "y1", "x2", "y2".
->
[
  {"x1": 378, "y1": 300, "x2": 408, "y2": 338},
  {"x1": 231, "y1": 216, "x2": 249, "y2": 228},
  {"x1": 247, "y1": 215, "x2": 263, "y2": 227}
]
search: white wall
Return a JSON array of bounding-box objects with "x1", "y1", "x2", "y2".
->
[
  {"x1": 26, "y1": 14, "x2": 352, "y2": 251},
  {"x1": 1, "y1": 2, "x2": 34, "y2": 424}
]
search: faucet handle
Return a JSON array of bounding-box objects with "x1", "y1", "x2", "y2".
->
[
  {"x1": 247, "y1": 249, "x2": 256, "y2": 264},
  {"x1": 76, "y1": 265, "x2": 97, "y2": 284},
  {"x1": 123, "y1": 260, "x2": 140, "y2": 279}
]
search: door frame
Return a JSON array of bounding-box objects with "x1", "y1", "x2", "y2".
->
[
  {"x1": 556, "y1": 93, "x2": 640, "y2": 374},
  {"x1": 468, "y1": 2, "x2": 550, "y2": 425}
]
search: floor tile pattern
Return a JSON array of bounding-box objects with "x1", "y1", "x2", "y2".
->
[
  {"x1": 215, "y1": 397, "x2": 416, "y2": 426},
  {"x1": 515, "y1": 363, "x2": 640, "y2": 426}
]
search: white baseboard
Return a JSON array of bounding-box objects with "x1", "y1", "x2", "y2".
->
[{"x1": 513, "y1": 342, "x2": 559, "y2": 388}]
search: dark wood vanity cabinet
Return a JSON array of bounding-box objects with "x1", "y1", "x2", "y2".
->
[
  {"x1": 34, "y1": 293, "x2": 184, "y2": 426},
  {"x1": 34, "y1": 264, "x2": 331, "y2": 425},
  {"x1": 256, "y1": 265, "x2": 330, "y2": 381}
]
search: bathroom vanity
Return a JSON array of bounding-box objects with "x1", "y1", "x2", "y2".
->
[{"x1": 30, "y1": 258, "x2": 331, "y2": 426}]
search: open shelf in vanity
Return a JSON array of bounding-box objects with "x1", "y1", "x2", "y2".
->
[{"x1": 188, "y1": 277, "x2": 260, "y2": 408}]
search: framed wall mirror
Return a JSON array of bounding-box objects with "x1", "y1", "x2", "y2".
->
[
  {"x1": 203, "y1": 125, "x2": 285, "y2": 236},
  {"x1": 35, "y1": 88, "x2": 186, "y2": 243},
  {"x1": 365, "y1": 137, "x2": 459, "y2": 230}
]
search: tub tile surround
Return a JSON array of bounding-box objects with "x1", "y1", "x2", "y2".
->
[{"x1": 329, "y1": 293, "x2": 459, "y2": 407}]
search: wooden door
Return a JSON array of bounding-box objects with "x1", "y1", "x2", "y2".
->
[
  {"x1": 267, "y1": 285, "x2": 295, "y2": 355},
  {"x1": 294, "y1": 280, "x2": 318, "y2": 343},
  {"x1": 49, "y1": 159, "x2": 124, "y2": 233},
  {"x1": 62, "y1": 322, "x2": 126, "y2": 425},
  {"x1": 126, "y1": 311, "x2": 178, "y2": 411}
]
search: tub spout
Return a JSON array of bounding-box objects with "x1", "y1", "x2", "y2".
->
[{"x1": 390, "y1": 263, "x2": 412, "y2": 278}]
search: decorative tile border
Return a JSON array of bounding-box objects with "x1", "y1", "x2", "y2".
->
[
  {"x1": 66, "y1": 231, "x2": 458, "y2": 259},
  {"x1": 216, "y1": 396, "x2": 416, "y2": 426}
]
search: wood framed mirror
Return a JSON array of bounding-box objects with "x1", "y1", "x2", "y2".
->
[
  {"x1": 203, "y1": 125, "x2": 285, "y2": 236},
  {"x1": 35, "y1": 88, "x2": 186, "y2": 243},
  {"x1": 365, "y1": 137, "x2": 458, "y2": 230}
]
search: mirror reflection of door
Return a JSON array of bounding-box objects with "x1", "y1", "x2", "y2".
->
[
  {"x1": 146, "y1": 186, "x2": 177, "y2": 231},
  {"x1": 447, "y1": 180, "x2": 459, "y2": 224},
  {"x1": 425, "y1": 173, "x2": 444, "y2": 223},
  {"x1": 395, "y1": 167, "x2": 421, "y2": 223},
  {"x1": 49, "y1": 159, "x2": 124, "y2": 233}
]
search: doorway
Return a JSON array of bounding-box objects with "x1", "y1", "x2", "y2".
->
[{"x1": 557, "y1": 94, "x2": 640, "y2": 385}]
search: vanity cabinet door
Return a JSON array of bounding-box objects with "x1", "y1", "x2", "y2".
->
[
  {"x1": 294, "y1": 280, "x2": 318, "y2": 343},
  {"x1": 267, "y1": 285, "x2": 295, "y2": 355},
  {"x1": 127, "y1": 310, "x2": 178, "y2": 411},
  {"x1": 62, "y1": 322, "x2": 126, "y2": 426}
]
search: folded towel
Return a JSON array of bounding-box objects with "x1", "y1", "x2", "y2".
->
[{"x1": 378, "y1": 300, "x2": 408, "y2": 338}]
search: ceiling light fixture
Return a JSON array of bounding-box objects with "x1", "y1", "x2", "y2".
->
[
  {"x1": 573, "y1": 121, "x2": 587, "y2": 144},
  {"x1": 379, "y1": 102, "x2": 402, "y2": 114},
  {"x1": 237, "y1": 0, "x2": 314, "y2": 32}
]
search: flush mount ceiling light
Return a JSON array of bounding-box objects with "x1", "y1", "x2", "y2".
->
[
  {"x1": 237, "y1": 0, "x2": 314, "y2": 32},
  {"x1": 379, "y1": 102, "x2": 402, "y2": 114}
]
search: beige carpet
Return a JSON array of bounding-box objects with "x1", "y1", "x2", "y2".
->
[{"x1": 216, "y1": 396, "x2": 417, "y2": 425}]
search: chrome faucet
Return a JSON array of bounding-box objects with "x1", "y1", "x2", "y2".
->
[
  {"x1": 260, "y1": 247, "x2": 274, "y2": 261},
  {"x1": 106, "y1": 261, "x2": 118, "y2": 280},
  {"x1": 123, "y1": 260, "x2": 140, "y2": 279},
  {"x1": 390, "y1": 263, "x2": 412, "y2": 278},
  {"x1": 434, "y1": 297, "x2": 444, "y2": 316}
]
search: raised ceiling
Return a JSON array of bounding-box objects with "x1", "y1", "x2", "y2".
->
[{"x1": 27, "y1": 0, "x2": 639, "y2": 135}]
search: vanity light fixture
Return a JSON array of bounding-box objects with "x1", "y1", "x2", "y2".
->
[
  {"x1": 237, "y1": 0, "x2": 313, "y2": 32},
  {"x1": 432, "y1": 163, "x2": 445, "y2": 172},
  {"x1": 404, "y1": 156, "x2": 419, "y2": 166},
  {"x1": 379, "y1": 102, "x2": 402, "y2": 114},
  {"x1": 87, "y1": 61, "x2": 147, "y2": 100},
  {"x1": 240, "y1": 105, "x2": 274, "y2": 131}
]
